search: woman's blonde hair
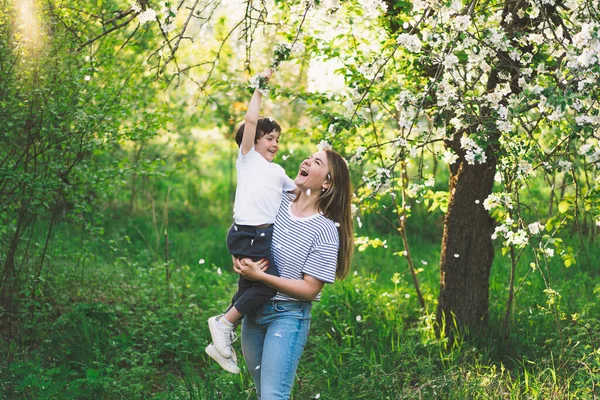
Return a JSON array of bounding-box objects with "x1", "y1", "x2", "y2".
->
[{"x1": 317, "y1": 150, "x2": 354, "y2": 280}]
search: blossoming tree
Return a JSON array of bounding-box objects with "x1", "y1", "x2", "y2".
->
[
  {"x1": 61, "y1": 0, "x2": 600, "y2": 336},
  {"x1": 296, "y1": 0, "x2": 600, "y2": 335}
]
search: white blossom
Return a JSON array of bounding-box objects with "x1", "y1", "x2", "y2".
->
[
  {"x1": 491, "y1": 224, "x2": 508, "y2": 240},
  {"x1": 359, "y1": 0, "x2": 387, "y2": 18},
  {"x1": 451, "y1": 15, "x2": 471, "y2": 32},
  {"x1": 528, "y1": 222, "x2": 543, "y2": 235},
  {"x1": 343, "y1": 98, "x2": 354, "y2": 115},
  {"x1": 484, "y1": 192, "x2": 513, "y2": 211},
  {"x1": 518, "y1": 161, "x2": 533, "y2": 176},
  {"x1": 557, "y1": 160, "x2": 572, "y2": 172},
  {"x1": 580, "y1": 144, "x2": 592, "y2": 155},
  {"x1": 442, "y1": 149, "x2": 459, "y2": 165},
  {"x1": 249, "y1": 74, "x2": 270, "y2": 96},
  {"x1": 529, "y1": 4, "x2": 540, "y2": 18},
  {"x1": 442, "y1": 53, "x2": 459, "y2": 69},
  {"x1": 460, "y1": 135, "x2": 487, "y2": 165},
  {"x1": 291, "y1": 41, "x2": 306, "y2": 55},
  {"x1": 542, "y1": 247, "x2": 554, "y2": 258},
  {"x1": 405, "y1": 183, "x2": 421, "y2": 198},
  {"x1": 161, "y1": 22, "x2": 176, "y2": 34},
  {"x1": 506, "y1": 229, "x2": 528, "y2": 247},
  {"x1": 317, "y1": 140, "x2": 332, "y2": 152},
  {"x1": 396, "y1": 34, "x2": 423, "y2": 53},
  {"x1": 350, "y1": 146, "x2": 366, "y2": 164},
  {"x1": 138, "y1": 8, "x2": 157, "y2": 24}
]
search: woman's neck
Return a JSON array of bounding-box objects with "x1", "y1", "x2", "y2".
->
[{"x1": 292, "y1": 193, "x2": 320, "y2": 217}]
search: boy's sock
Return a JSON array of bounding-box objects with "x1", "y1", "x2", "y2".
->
[{"x1": 218, "y1": 315, "x2": 235, "y2": 329}]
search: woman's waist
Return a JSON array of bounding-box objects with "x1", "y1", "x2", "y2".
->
[{"x1": 263, "y1": 299, "x2": 313, "y2": 313}]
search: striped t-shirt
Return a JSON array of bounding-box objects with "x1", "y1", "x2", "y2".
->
[{"x1": 272, "y1": 194, "x2": 339, "y2": 301}]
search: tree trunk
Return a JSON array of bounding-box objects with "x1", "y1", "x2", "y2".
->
[
  {"x1": 435, "y1": 0, "x2": 537, "y2": 337},
  {"x1": 437, "y1": 158, "x2": 497, "y2": 337}
]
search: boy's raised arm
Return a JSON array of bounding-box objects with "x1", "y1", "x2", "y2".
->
[{"x1": 241, "y1": 69, "x2": 272, "y2": 155}]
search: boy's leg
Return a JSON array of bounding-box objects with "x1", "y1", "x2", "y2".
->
[
  {"x1": 209, "y1": 224, "x2": 276, "y2": 358},
  {"x1": 209, "y1": 274, "x2": 248, "y2": 359},
  {"x1": 222, "y1": 306, "x2": 243, "y2": 325},
  {"x1": 236, "y1": 246, "x2": 279, "y2": 310},
  {"x1": 208, "y1": 226, "x2": 252, "y2": 359},
  {"x1": 227, "y1": 225, "x2": 278, "y2": 315}
]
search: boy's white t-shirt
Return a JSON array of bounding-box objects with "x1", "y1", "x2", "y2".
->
[{"x1": 233, "y1": 147, "x2": 296, "y2": 226}]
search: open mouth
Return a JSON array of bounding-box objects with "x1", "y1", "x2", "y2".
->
[{"x1": 300, "y1": 167, "x2": 309, "y2": 177}]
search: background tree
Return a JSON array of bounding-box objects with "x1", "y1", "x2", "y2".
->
[{"x1": 0, "y1": 0, "x2": 168, "y2": 333}]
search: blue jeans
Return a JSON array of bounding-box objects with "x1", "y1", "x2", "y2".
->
[{"x1": 242, "y1": 300, "x2": 312, "y2": 400}]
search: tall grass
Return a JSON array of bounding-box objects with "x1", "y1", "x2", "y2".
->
[{"x1": 2, "y1": 212, "x2": 599, "y2": 399}]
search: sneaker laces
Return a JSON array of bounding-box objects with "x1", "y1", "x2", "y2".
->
[{"x1": 221, "y1": 326, "x2": 237, "y2": 348}]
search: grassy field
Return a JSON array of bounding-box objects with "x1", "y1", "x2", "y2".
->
[{"x1": 2, "y1": 209, "x2": 599, "y2": 399}]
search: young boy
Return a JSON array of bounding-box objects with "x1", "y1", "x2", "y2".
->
[{"x1": 205, "y1": 69, "x2": 295, "y2": 374}]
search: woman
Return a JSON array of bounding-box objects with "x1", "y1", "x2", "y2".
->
[{"x1": 234, "y1": 148, "x2": 354, "y2": 400}]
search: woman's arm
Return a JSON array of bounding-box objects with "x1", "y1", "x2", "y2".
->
[{"x1": 234, "y1": 258, "x2": 324, "y2": 301}]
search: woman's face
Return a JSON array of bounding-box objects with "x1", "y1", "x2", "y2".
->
[{"x1": 295, "y1": 150, "x2": 331, "y2": 192}]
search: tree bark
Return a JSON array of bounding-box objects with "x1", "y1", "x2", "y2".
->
[
  {"x1": 437, "y1": 158, "x2": 497, "y2": 337},
  {"x1": 435, "y1": 0, "x2": 541, "y2": 337}
]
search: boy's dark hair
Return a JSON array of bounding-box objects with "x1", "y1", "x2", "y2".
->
[{"x1": 235, "y1": 116, "x2": 281, "y2": 147}]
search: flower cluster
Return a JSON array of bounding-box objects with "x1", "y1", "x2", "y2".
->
[
  {"x1": 132, "y1": 2, "x2": 177, "y2": 33},
  {"x1": 249, "y1": 74, "x2": 270, "y2": 96},
  {"x1": 317, "y1": 140, "x2": 332, "y2": 152},
  {"x1": 483, "y1": 192, "x2": 513, "y2": 211},
  {"x1": 441, "y1": 149, "x2": 458, "y2": 165},
  {"x1": 580, "y1": 144, "x2": 600, "y2": 164},
  {"x1": 137, "y1": 8, "x2": 156, "y2": 24},
  {"x1": 491, "y1": 225, "x2": 529, "y2": 248},
  {"x1": 359, "y1": 0, "x2": 387, "y2": 18},
  {"x1": 249, "y1": 42, "x2": 305, "y2": 96},
  {"x1": 460, "y1": 135, "x2": 487, "y2": 165},
  {"x1": 396, "y1": 34, "x2": 422, "y2": 53}
]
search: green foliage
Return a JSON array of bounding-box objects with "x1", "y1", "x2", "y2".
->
[
  {"x1": 2, "y1": 1, "x2": 600, "y2": 399},
  {"x1": 2, "y1": 217, "x2": 599, "y2": 398}
]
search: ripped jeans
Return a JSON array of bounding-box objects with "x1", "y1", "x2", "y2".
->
[{"x1": 241, "y1": 300, "x2": 312, "y2": 400}]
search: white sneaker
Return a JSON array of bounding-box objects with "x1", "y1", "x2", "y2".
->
[
  {"x1": 208, "y1": 316, "x2": 236, "y2": 358},
  {"x1": 205, "y1": 343, "x2": 240, "y2": 374}
]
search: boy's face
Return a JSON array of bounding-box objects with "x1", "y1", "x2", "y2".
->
[{"x1": 255, "y1": 130, "x2": 280, "y2": 162}]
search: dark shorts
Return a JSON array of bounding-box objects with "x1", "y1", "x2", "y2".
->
[{"x1": 226, "y1": 223, "x2": 279, "y2": 315}]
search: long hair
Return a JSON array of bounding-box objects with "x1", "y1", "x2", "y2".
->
[{"x1": 318, "y1": 150, "x2": 354, "y2": 280}]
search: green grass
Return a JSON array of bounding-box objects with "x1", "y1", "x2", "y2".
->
[{"x1": 2, "y1": 211, "x2": 599, "y2": 399}]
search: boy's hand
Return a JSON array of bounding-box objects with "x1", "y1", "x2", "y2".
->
[{"x1": 260, "y1": 68, "x2": 274, "y2": 82}]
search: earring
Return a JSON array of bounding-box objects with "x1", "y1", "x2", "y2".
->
[{"x1": 322, "y1": 187, "x2": 326, "y2": 192}]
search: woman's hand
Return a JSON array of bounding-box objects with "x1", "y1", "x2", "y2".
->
[{"x1": 233, "y1": 258, "x2": 269, "y2": 281}]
